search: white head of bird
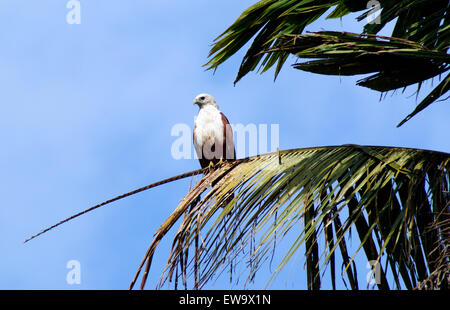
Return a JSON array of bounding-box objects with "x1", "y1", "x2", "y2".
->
[{"x1": 193, "y1": 93, "x2": 218, "y2": 109}]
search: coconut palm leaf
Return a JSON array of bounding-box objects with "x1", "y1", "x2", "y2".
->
[
  {"x1": 131, "y1": 145, "x2": 450, "y2": 290},
  {"x1": 267, "y1": 31, "x2": 450, "y2": 89},
  {"x1": 205, "y1": 0, "x2": 450, "y2": 126}
]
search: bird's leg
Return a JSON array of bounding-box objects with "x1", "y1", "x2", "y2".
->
[
  {"x1": 207, "y1": 161, "x2": 215, "y2": 173},
  {"x1": 208, "y1": 159, "x2": 225, "y2": 173}
]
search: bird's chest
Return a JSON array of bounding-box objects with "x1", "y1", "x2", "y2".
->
[{"x1": 194, "y1": 107, "x2": 224, "y2": 146}]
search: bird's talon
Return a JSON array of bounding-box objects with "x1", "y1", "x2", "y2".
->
[{"x1": 207, "y1": 161, "x2": 215, "y2": 173}]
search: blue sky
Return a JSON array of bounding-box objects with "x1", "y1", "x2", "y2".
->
[{"x1": 1, "y1": 1, "x2": 449, "y2": 290}]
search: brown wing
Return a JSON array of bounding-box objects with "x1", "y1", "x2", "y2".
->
[
  {"x1": 219, "y1": 112, "x2": 236, "y2": 204},
  {"x1": 221, "y1": 112, "x2": 235, "y2": 161}
]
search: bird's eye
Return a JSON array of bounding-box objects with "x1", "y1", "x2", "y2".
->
[{"x1": 200, "y1": 96, "x2": 205, "y2": 100}]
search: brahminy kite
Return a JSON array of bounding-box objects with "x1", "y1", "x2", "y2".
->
[{"x1": 193, "y1": 93, "x2": 235, "y2": 169}]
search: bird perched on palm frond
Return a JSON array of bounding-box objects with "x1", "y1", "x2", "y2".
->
[{"x1": 193, "y1": 93, "x2": 235, "y2": 170}]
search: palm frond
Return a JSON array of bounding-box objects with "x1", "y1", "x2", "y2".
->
[
  {"x1": 206, "y1": 0, "x2": 450, "y2": 126},
  {"x1": 260, "y1": 31, "x2": 449, "y2": 90},
  {"x1": 132, "y1": 145, "x2": 450, "y2": 290},
  {"x1": 24, "y1": 168, "x2": 208, "y2": 243}
]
